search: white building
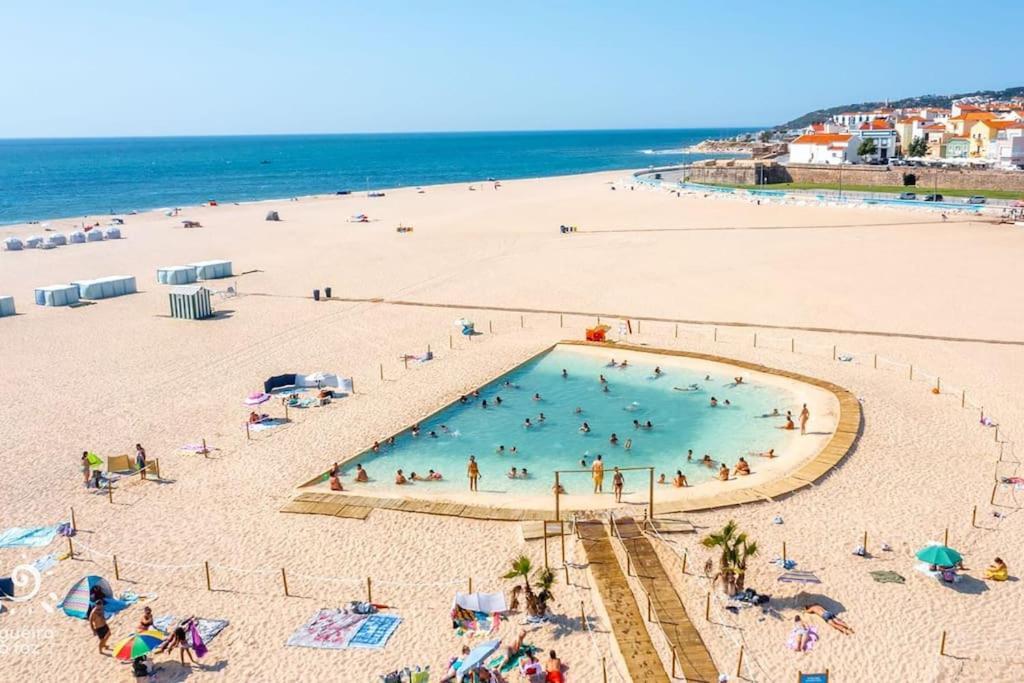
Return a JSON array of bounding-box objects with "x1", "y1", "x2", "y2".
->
[
  {"x1": 831, "y1": 110, "x2": 889, "y2": 128},
  {"x1": 788, "y1": 133, "x2": 857, "y2": 164},
  {"x1": 986, "y1": 126, "x2": 1024, "y2": 168},
  {"x1": 856, "y1": 119, "x2": 900, "y2": 162}
]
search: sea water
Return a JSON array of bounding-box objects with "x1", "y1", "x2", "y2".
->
[
  {"x1": 349, "y1": 348, "x2": 795, "y2": 495},
  {"x1": 0, "y1": 129, "x2": 752, "y2": 224}
]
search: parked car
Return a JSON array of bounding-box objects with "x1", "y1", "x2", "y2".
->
[
  {"x1": 923, "y1": 194, "x2": 944, "y2": 202},
  {"x1": 967, "y1": 196, "x2": 987, "y2": 204},
  {"x1": 898, "y1": 192, "x2": 917, "y2": 200}
]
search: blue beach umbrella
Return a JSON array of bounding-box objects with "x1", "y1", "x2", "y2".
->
[{"x1": 457, "y1": 639, "x2": 501, "y2": 682}]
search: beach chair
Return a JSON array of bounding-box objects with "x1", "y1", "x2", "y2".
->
[{"x1": 106, "y1": 454, "x2": 133, "y2": 474}]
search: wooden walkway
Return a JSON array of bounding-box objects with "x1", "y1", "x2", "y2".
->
[
  {"x1": 578, "y1": 520, "x2": 671, "y2": 682},
  {"x1": 614, "y1": 516, "x2": 719, "y2": 683}
]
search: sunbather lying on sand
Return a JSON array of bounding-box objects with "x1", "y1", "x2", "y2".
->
[{"x1": 804, "y1": 603, "x2": 854, "y2": 635}]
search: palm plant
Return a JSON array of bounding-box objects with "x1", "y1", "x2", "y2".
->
[
  {"x1": 503, "y1": 555, "x2": 556, "y2": 616},
  {"x1": 700, "y1": 520, "x2": 759, "y2": 595}
]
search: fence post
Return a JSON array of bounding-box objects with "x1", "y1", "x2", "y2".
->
[
  {"x1": 862, "y1": 530, "x2": 868, "y2": 551},
  {"x1": 705, "y1": 593, "x2": 711, "y2": 621},
  {"x1": 580, "y1": 600, "x2": 586, "y2": 627},
  {"x1": 113, "y1": 555, "x2": 120, "y2": 580},
  {"x1": 70, "y1": 507, "x2": 77, "y2": 532},
  {"x1": 204, "y1": 561, "x2": 212, "y2": 591},
  {"x1": 379, "y1": 363, "x2": 384, "y2": 381},
  {"x1": 520, "y1": 314, "x2": 524, "y2": 328},
  {"x1": 560, "y1": 313, "x2": 564, "y2": 328},
  {"x1": 874, "y1": 353, "x2": 878, "y2": 369},
  {"x1": 909, "y1": 365, "x2": 914, "y2": 380},
  {"x1": 940, "y1": 630, "x2": 947, "y2": 656},
  {"x1": 281, "y1": 568, "x2": 289, "y2": 597},
  {"x1": 782, "y1": 541, "x2": 787, "y2": 563},
  {"x1": 543, "y1": 524, "x2": 549, "y2": 569},
  {"x1": 832, "y1": 345, "x2": 837, "y2": 361},
  {"x1": 403, "y1": 356, "x2": 408, "y2": 370},
  {"x1": 489, "y1": 320, "x2": 494, "y2": 334},
  {"x1": 791, "y1": 338, "x2": 795, "y2": 353},
  {"x1": 202, "y1": 438, "x2": 209, "y2": 457},
  {"x1": 971, "y1": 506, "x2": 977, "y2": 528},
  {"x1": 961, "y1": 390, "x2": 965, "y2": 408},
  {"x1": 449, "y1": 334, "x2": 453, "y2": 350},
  {"x1": 736, "y1": 645, "x2": 744, "y2": 677},
  {"x1": 107, "y1": 480, "x2": 113, "y2": 504},
  {"x1": 674, "y1": 323, "x2": 679, "y2": 339},
  {"x1": 366, "y1": 577, "x2": 372, "y2": 603},
  {"x1": 753, "y1": 332, "x2": 757, "y2": 348},
  {"x1": 713, "y1": 327, "x2": 717, "y2": 342},
  {"x1": 637, "y1": 319, "x2": 641, "y2": 334}
]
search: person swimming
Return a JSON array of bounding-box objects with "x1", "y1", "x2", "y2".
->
[
  {"x1": 507, "y1": 467, "x2": 519, "y2": 479},
  {"x1": 633, "y1": 419, "x2": 641, "y2": 429},
  {"x1": 523, "y1": 417, "x2": 532, "y2": 428},
  {"x1": 609, "y1": 433, "x2": 619, "y2": 445},
  {"x1": 429, "y1": 431, "x2": 438, "y2": 438},
  {"x1": 599, "y1": 374, "x2": 607, "y2": 384},
  {"x1": 701, "y1": 454, "x2": 714, "y2": 467},
  {"x1": 355, "y1": 464, "x2": 369, "y2": 482},
  {"x1": 643, "y1": 420, "x2": 653, "y2": 429},
  {"x1": 574, "y1": 406, "x2": 583, "y2": 414},
  {"x1": 495, "y1": 395, "x2": 503, "y2": 405},
  {"x1": 673, "y1": 470, "x2": 688, "y2": 487},
  {"x1": 533, "y1": 393, "x2": 542, "y2": 401},
  {"x1": 395, "y1": 469, "x2": 408, "y2": 484},
  {"x1": 459, "y1": 395, "x2": 468, "y2": 404},
  {"x1": 411, "y1": 424, "x2": 421, "y2": 437},
  {"x1": 481, "y1": 399, "x2": 488, "y2": 409},
  {"x1": 538, "y1": 412, "x2": 546, "y2": 422},
  {"x1": 602, "y1": 384, "x2": 610, "y2": 393},
  {"x1": 428, "y1": 469, "x2": 442, "y2": 480},
  {"x1": 723, "y1": 399, "x2": 731, "y2": 406},
  {"x1": 710, "y1": 397, "x2": 718, "y2": 407},
  {"x1": 510, "y1": 446, "x2": 518, "y2": 454},
  {"x1": 579, "y1": 422, "x2": 591, "y2": 433},
  {"x1": 686, "y1": 449, "x2": 694, "y2": 462},
  {"x1": 658, "y1": 473, "x2": 667, "y2": 484},
  {"x1": 674, "y1": 383, "x2": 700, "y2": 392},
  {"x1": 654, "y1": 366, "x2": 662, "y2": 376},
  {"x1": 607, "y1": 359, "x2": 617, "y2": 367},
  {"x1": 521, "y1": 468, "x2": 528, "y2": 478},
  {"x1": 496, "y1": 445, "x2": 506, "y2": 455},
  {"x1": 620, "y1": 359, "x2": 628, "y2": 368},
  {"x1": 562, "y1": 369, "x2": 568, "y2": 378}
]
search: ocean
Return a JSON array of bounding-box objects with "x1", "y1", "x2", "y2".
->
[{"x1": 0, "y1": 129, "x2": 751, "y2": 225}]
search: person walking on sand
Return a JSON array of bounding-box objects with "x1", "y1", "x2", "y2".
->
[
  {"x1": 81, "y1": 451, "x2": 91, "y2": 487},
  {"x1": 467, "y1": 455, "x2": 480, "y2": 492},
  {"x1": 135, "y1": 443, "x2": 147, "y2": 480},
  {"x1": 612, "y1": 467, "x2": 624, "y2": 502},
  {"x1": 592, "y1": 455, "x2": 605, "y2": 493},
  {"x1": 89, "y1": 598, "x2": 112, "y2": 654},
  {"x1": 799, "y1": 403, "x2": 810, "y2": 435}
]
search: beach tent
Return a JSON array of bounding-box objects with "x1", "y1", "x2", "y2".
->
[
  {"x1": 85, "y1": 230, "x2": 104, "y2": 242},
  {"x1": 46, "y1": 234, "x2": 67, "y2": 247},
  {"x1": 72, "y1": 275, "x2": 138, "y2": 300},
  {"x1": 157, "y1": 266, "x2": 198, "y2": 285},
  {"x1": 67, "y1": 231, "x2": 86, "y2": 244},
  {"x1": 452, "y1": 592, "x2": 508, "y2": 614},
  {"x1": 25, "y1": 235, "x2": 44, "y2": 248},
  {"x1": 34, "y1": 284, "x2": 80, "y2": 307},
  {"x1": 104, "y1": 227, "x2": 122, "y2": 239},
  {"x1": 4, "y1": 237, "x2": 23, "y2": 251},
  {"x1": 59, "y1": 575, "x2": 129, "y2": 620},
  {"x1": 295, "y1": 372, "x2": 348, "y2": 389},
  {"x1": 0, "y1": 296, "x2": 15, "y2": 317},
  {"x1": 168, "y1": 285, "x2": 213, "y2": 320},
  {"x1": 188, "y1": 260, "x2": 233, "y2": 280},
  {"x1": 265, "y1": 211, "x2": 280, "y2": 221}
]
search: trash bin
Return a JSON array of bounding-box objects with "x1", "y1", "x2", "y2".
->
[
  {"x1": 324, "y1": 286, "x2": 332, "y2": 299},
  {"x1": 313, "y1": 289, "x2": 320, "y2": 301}
]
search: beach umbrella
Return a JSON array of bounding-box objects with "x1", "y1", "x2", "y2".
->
[
  {"x1": 244, "y1": 392, "x2": 271, "y2": 406},
  {"x1": 112, "y1": 630, "x2": 167, "y2": 661},
  {"x1": 916, "y1": 545, "x2": 962, "y2": 566},
  {"x1": 457, "y1": 639, "x2": 501, "y2": 682}
]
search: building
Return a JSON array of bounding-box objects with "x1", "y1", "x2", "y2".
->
[
  {"x1": 986, "y1": 126, "x2": 1024, "y2": 168},
  {"x1": 946, "y1": 111, "x2": 998, "y2": 136},
  {"x1": 168, "y1": 285, "x2": 214, "y2": 320},
  {"x1": 941, "y1": 137, "x2": 971, "y2": 159},
  {"x1": 788, "y1": 133, "x2": 856, "y2": 164},
  {"x1": 831, "y1": 110, "x2": 888, "y2": 128},
  {"x1": 856, "y1": 119, "x2": 899, "y2": 162},
  {"x1": 968, "y1": 119, "x2": 1024, "y2": 157},
  {"x1": 894, "y1": 116, "x2": 926, "y2": 154},
  {"x1": 922, "y1": 123, "x2": 949, "y2": 157}
]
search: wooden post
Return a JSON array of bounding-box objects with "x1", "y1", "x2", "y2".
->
[
  {"x1": 753, "y1": 332, "x2": 757, "y2": 348},
  {"x1": 560, "y1": 313, "x2": 564, "y2": 328},
  {"x1": 366, "y1": 577, "x2": 372, "y2": 603},
  {"x1": 564, "y1": 564, "x2": 570, "y2": 585},
  {"x1": 155, "y1": 459, "x2": 161, "y2": 480},
  {"x1": 403, "y1": 355, "x2": 408, "y2": 370},
  {"x1": 681, "y1": 552, "x2": 687, "y2": 575},
  {"x1": 961, "y1": 390, "x2": 965, "y2": 408},
  {"x1": 580, "y1": 601, "x2": 586, "y2": 627},
  {"x1": 66, "y1": 535, "x2": 74, "y2": 558},
  {"x1": 832, "y1": 345, "x2": 837, "y2": 361},
  {"x1": 597, "y1": 316, "x2": 601, "y2": 325},
  {"x1": 995, "y1": 426, "x2": 999, "y2": 442},
  {"x1": 602, "y1": 657, "x2": 607, "y2": 683},
  {"x1": 940, "y1": 630, "x2": 947, "y2": 656},
  {"x1": 782, "y1": 541, "x2": 787, "y2": 563},
  {"x1": 204, "y1": 561, "x2": 212, "y2": 591},
  {"x1": 713, "y1": 327, "x2": 717, "y2": 342},
  {"x1": 971, "y1": 506, "x2": 977, "y2": 528},
  {"x1": 520, "y1": 314, "x2": 524, "y2": 328},
  {"x1": 705, "y1": 593, "x2": 711, "y2": 621},
  {"x1": 674, "y1": 323, "x2": 679, "y2": 339},
  {"x1": 736, "y1": 645, "x2": 744, "y2": 677},
  {"x1": 637, "y1": 319, "x2": 641, "y2": 334},
  {"x1": 560, "y1": 519, "x2": 566, "y2": 565},
  {"x1": 943, "y1": 528, "x2": 949, "y2": 546},
  {"x1": 202, "y1": 438, "x2": 208, "y2": 457},
  {"x1": 909, "y1": 365, "x2": 914, "y2": 380},
  {"x1": 543, "y1": 524, "x2": 549, "y2": 569},
  {"x1": 70, "y1": 507, "x2": 77, "y2": 532},
  {"x1": 488, "y1": 320, "x2": 493, "y2": 334},
  {"x1": 246, "y1": 421, "x2": 251, "y2": 440},
  {"x1": 281, "y1": 568, "x2": 289, "y2": 597},
  {"x1": 648, "y1": 468, "x2": 655, "y2": 521},
  {"x1": 107, "y1": 480, "x2": 113, "y2": 504},
  {"x1": 379, "y1": 363, "x2": 384, "y2": 381},
  {"x1": 937, "y1": 377, "x2": 941, "y2": 392},
  {"x1": 991, "y1": 482, "x2": 998, "y2": 505},
  {"x1": 467, "y1": 576, "x2": 473, "y2": 593},
  {"x1": 449, "y1": 334, "x2": 453, "y2": 350},
  {"x1": 862, "y1": 530, "x2": 868, "y2": 551},
  {"x1": 874, "y1": 353, "x2": 878, "y2": 369},
  {"x1": 113, "y1": 555, "x2": 120, "y2": 580},
  {"x1": 791, "y1": 338, "x2": 795, "y2": 353}
]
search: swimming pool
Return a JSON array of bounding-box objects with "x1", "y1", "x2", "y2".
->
[{"x1": 343, "y1": 345, "x2": 805, "y2": 496}]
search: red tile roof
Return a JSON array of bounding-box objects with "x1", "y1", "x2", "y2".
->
[{"x1": 792, "y1": 134, "x2": 853, "y2": 145}]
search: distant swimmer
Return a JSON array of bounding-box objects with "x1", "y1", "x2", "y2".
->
[
  {"x1": 538, "y1": 412, "x2": 546, "y2": 422},
  {"x1": 579, "y1": 422, "x2": 591, "y2": 433},
  {"x1": 658, "y1": 473, "x2": 667, "y2": 484},
  {"x1": 701, "y1": 454, "x2": 714, "y2": 467},
  {"x1": 495, "y1": 395, "x2": 503, "y2": 405},
  {"x1": 524, "y1": 418, "x2": 533, "y2": 428},
  {"x1": 607, "y1": 359, "x2": 617, "y2": 367},
  {"x1": 602, "y1": 384, "x2": 610, "y2": 393},
  {"x1": 673, "y1": 471, "x2": 688, "y2": 487},
  {"x1": 507, "y1": 467, "x2": 519, "y2": 479},
  {"x1": 599, "y1": 374, "x2": 608, "y2": 384},
  {"x1": 574, "y1": 406, "x2": 583, "y2": 414},
  {"x1": 710, "y1": 397, "x2": 718, "y2": 407},
  {"x1": 482, "y1": 399, "x2": 488, "y2": 409},
  {"x1": 428, "y1": 469, "x2": 443, "y2": 480},
  {"x1": 674, "y1": 384, "x2": 700, "y2": 392},
  {"x1": 620, "y1": 359, "x2": 629, "y2": 368},
  {"x1": 510, "y1": 446, "x2": 518, "y2": 454},
  {"x1": 686, "y1": 449, "x2": 694, "y2": 462},
  {"x1": 609, "y1": 433, "x2": 619, "y2": 446},
  {"x1": 734, "y1": 376, "x2": 744, "y2": 385},
  {"x1": 533, "y1": 393, "x2": 542, "y2": 401},
  {"x1": 654, "y1": 366, "x2": 663, "y2": 376},
  {"x1": 562, "y1": 369, "x2": 568, "y2": 378},
  {"x1": 395, "y1": 469, "x2": 408, "y2": 485},
  {"x1": 750, "y1": 448, "x2": 776, "y2": 458},
  {"x1": 496, "y1": 445, "x2": 506, "y2": 455}
]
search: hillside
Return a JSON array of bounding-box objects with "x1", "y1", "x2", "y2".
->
[{"x1": 779, "y1": 86, "x2": 1024, "y2": 129}]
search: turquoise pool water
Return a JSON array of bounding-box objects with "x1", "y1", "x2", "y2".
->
[{"x1": 346, "y1": 347, "x2": 797, "y2": 495}]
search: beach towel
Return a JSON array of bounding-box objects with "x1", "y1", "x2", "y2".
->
[
  {"x1": 248, "y1": 418, "x2": 288, "y2": 432},
  {"x1": 153, "y1": 616, "x2": 229, "y2": 645},
  {"x1": 777, "y1": 570, "x2": 821, "y2": 584},
  {"x1": 0, "y1": 525, "x2": 62, "y2": 549},
  {"x1": 787, "y1": 626, "x2": 819, "y2": 652},
  {"x1": 189, "y1": 620, "x2": 208, "y2": 658},
  {"x1": 347, "y1": 614, "x2": 402, "y2": 649},
  {"x1": 286, "y1": 609, "x2": 367, "y2": 650},
  {"x1": 31, "y1": 553, "x2": 59, "y2": 574},
  {"x1": 869, "y1": 570, "x2": 906, "y2": 584},
  {"x1": 489, "y1": 644, "x2": 538, "y2": 672}
]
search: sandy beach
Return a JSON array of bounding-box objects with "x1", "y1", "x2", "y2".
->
[{"x1": 1, "y1": 170, "x2": 1022, "y2": 682}]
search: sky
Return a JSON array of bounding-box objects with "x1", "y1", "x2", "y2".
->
[{"x1": 2, "y1": 1, "x2": 1023, "y2": 138}]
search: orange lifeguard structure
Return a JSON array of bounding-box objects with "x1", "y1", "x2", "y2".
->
[{"x1": 585, "y1": 324, "x2": 610, "y2": 341}]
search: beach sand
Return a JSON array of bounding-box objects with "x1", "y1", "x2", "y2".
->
[{"x1": 1, "y1": 171, "x2": 1021, "y2": 681}]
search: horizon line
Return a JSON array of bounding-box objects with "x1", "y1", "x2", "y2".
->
[{"x1": 0, "y1": 125, "x2": 766, "y2": 143}]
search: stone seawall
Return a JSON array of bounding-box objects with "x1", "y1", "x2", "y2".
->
[{"x1": 640, "y1": 162, "x2": 1024, "y2": 192}]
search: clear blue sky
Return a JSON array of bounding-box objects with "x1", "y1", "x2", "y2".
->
[{"x1": 2, "y1": 1, "x2": 1022, "y2": 138}]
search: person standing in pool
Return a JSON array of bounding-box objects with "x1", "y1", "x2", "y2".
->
[
  {"x1": 612, "y1": 467, "x2": 624, "y2": 502},
  {"x1": 800, "y1": 404, "x2": 810, "y2": 435},
  {"x1": 592, "y1": 455, "x2": 605, "y2": 493},
  {"x1": 562, "y1": 369, "x2": 568, "y2": 378},
  {"x1": 467, "y1": 455, "x2": 480, "y2": 491}
]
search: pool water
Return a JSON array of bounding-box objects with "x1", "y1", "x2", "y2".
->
[{"x1": 347, "y1": 347, "x2": 797, "y2": 495}]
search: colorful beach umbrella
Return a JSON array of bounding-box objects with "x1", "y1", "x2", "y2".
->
[
  {"x1": 244, "y1": 392, "x2": 271, "y2": 406},
  {"x1": 113, "y1": 630, "x2": 167, "y2": 661},
  {"x1": 916, "y1": 545, "x2": 962, "y2": 566}
]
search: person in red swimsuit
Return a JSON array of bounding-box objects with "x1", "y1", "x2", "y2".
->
[{"x1": 545, "y1": 650, "x2": 564, "y2": 683}]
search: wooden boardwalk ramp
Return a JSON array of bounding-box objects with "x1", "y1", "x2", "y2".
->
[
  {"x1": 577, "y1": 519, "x2": 671, "y2": 682},
  {"x1": 614, "y1": 516, "x2": 719, "y2": 683}
]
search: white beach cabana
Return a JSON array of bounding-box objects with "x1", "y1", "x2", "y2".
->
[
  {"x1": 85, "y1": 230, "x2": 104, "y2": 242},
  {"x1": 168, "y1": 284, "x2": 213, "y2": 320},
  {"x1": 46, "y1": 234, "x2": 67, "y2": 247},
  {"x1": 34, "y1": 284, "x2": 80, "y2": 307},
  {"x1": 188, "y1": 260, "x2": 233, "y2": 280},
  {"x1": 157, "y1": 266, "x2": 198, "y2": 285},
  {"x1": 4, "y1": 237, "x2": 23, "y2": 251},
  {"x1": 71, "y1": 275, "x2": 138, "y2": 300},
  {"x1": 67, "y1": 231, "x2": 86, "y2": 244},
  {"x1": 0, "y1": 296, "x2": 15, "y2": 317}
]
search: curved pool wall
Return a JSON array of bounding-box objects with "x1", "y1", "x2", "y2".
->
[{"x1": 332, "y1": 345, "x2": 806, "y2": 495}]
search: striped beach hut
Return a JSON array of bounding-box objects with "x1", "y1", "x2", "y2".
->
[
  {"x1": 168, "y1": 285, "x2": 213, "y2": 320},
  {"x1": 0, "y1": 296, "x2": 14, "y2": 317}
]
